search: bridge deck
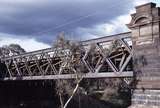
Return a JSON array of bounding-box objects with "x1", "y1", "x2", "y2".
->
[{"x1": 2, "y1": 71, "x2": 133, "y2": 81}]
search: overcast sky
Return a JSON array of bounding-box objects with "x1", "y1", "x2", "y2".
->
[{"x1": 0, "y1": 0, "x2": 159, "y2": 51}]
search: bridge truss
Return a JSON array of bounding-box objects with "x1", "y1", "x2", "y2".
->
[{"x1": 0, "y1": 32, "x2": 133, "y2": 81}]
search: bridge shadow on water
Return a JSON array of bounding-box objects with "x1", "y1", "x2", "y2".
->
[{"x1": 0, "y1": 80, "x2": 131, "y2": 108}]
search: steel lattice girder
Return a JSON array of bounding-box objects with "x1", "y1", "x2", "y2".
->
[{"x1": 1, "y1": 32, "x2": 133, "y2": 80}]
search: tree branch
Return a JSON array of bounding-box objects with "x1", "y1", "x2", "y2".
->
[{"x1": 63, "y1": 78, "x2": 82, "y2": 108}]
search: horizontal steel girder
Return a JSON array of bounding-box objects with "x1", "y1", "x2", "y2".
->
[{"x1": 2, "y1": 71, "x2": 133, "y2": 81}]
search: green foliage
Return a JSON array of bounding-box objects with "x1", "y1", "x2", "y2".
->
[{"x1": 52, "y1": 33, "x2": 131, "y2": 108}]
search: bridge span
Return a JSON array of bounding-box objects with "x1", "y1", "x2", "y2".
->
[
  {"x1": 1, "y1": 2, "x2": 160, "y2": 108},
  {"x1": 1, "y1": 32, "x2": 133, "y2": 80}
]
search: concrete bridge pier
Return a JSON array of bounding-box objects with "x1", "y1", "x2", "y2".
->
[{"x1": 127, "y1": 3, "x2": 160, "y2": 108}]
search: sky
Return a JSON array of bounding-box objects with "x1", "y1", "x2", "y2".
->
[{"x1": 0, "y1": 0, "x2": 160, "y2": 52}]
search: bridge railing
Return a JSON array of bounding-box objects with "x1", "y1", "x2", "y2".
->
[{"x1": 0, "y1": 32, "x2": 133, "y2": 80}]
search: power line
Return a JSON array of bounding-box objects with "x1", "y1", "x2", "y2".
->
[
  {"x1": 31, "y1": 12, "x2": 99, "y2": 36},
  {"x1": 28, "y1": 2, "x2": 134, "y2": 36}
]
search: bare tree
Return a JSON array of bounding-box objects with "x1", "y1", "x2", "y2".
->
[
  {"x1": 53, "y1": 33, "x2": 131, "y2": 108},
  {"x1": 53, "y1": 33, "x2": 85, "y2": 108}
]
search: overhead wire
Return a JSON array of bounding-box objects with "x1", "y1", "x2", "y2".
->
[{"x1": 27, "y1": 1, "x2": 135, "y2": 37}]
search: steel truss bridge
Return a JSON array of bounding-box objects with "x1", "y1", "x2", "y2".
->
[{"x1": 0, "y1": 32, "x2": 133, "y2": 81}]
